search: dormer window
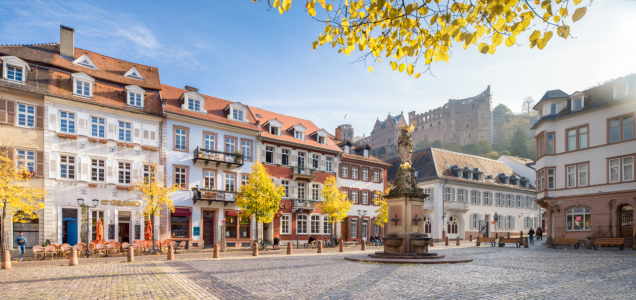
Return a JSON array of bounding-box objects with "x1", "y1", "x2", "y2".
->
[
  {"x1": 1, "y1": 56, "x2": 30, "y2": 83},
  {"x1": 571, "y1": 97, "x2": 583, "y2": 111},
  {"x1": 125, "y1": 85, "x2": 145, "y2": 108},
  {"x1": 363, "y1": 149, "x2": 369, "y2": 157},
  {"x1": 71, "y1": 72, "x2": 95, "y2": 98},
  {"x1": 270, "y1": 126, "x2": 279, "y2": 135},
  {"x1": 318, "y1": 136, "x2": 325, "y2": 144},
  {"x1": 124, "y1": 67, "x2": 144, "y2": 80},
  {"x1": 614, "y1": 83, "x2": 628, "y2": 99},
  {"x1": 72, "y1": 54, "x2": 98, "y2": 70},
  {"x1": 232, "y1": 109, "x2": 244, "y2": 121},
  {"x1": 344, "y1": 145, "x2": 350, "y2": 154},
  {"x1": 187, "y1": 97, "x2": 201, "y2": 111},
  {"x1": 295, "y1": 131, "x2": 304, "y2": 140},
  {"x1": 457, "y1": 170, "x2": 463, "y2": 178}
]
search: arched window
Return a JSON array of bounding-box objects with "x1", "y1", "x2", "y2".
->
[
  {"x1": 13, "y1": 212, "x2": 39, "y2": 248},
  {"x1": 447, "y1": 216, "x2": 458, "y2": 234},
  {"x1": 565, "y1": 207, "x2": 591, "y2": 231},
  {"x1": 423, "y1": 216, "x2": 432, "y2": 234}
]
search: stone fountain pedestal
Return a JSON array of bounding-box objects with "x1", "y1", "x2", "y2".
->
[{"x1": 345, "y1": 192, "x2": 473, "y2": 264}]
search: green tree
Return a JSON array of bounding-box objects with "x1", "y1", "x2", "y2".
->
[
  {"x1": 500, "y1": 150, "x2": 511, "y2": 156},
  {"x1": 461, "y1": 142, "x2": 478, "y2": 155},
  {"x1": 376, "y1": 146, "x2": 387, "y2": 156},
  {"x1": 262, "y1": 0, "x2": 591, "y2": 77},
  {"x1": 443, "y1": 142, "x2": 461, "y2": 152},
  {"x1": 494, "y1": 104, "x2": 512, "y2": 116},
  {"x1": 475, "y1": 140, "x2": 492, "y2": 155},
  {"x1": 487, "y1": 151, "x2": 499, "y2": 160},
  {"x1": 235, "y1": 163, "x2": 285, "y2": 246},
  {"x1": 430, "y1": 140, "x2": 443, "y2": 148},
  {"x1": 414, "y1": 140, "x2": 430, "y2": 151},
  {"x1": 509, "y1": 128, "x2": 529, "y2": 158}
]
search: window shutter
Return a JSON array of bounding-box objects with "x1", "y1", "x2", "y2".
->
[
  {"x1": 48, "y1": 152, "x2": 58, "y2": 179},
  {"x1": 276, "y1": 148, "x2": 282, "y2": 164},
  {"x1": 107, "y1": 118, "x2": 117, "y2": 140},
  {"x1": 143, "y1": 128, "x2": 149, "y2": 145},
  {"x1": 35, "y1": 150, "x2": 44, "y2": 178},
  {"x1": 319, "y1": 183, "x2": 323, "y2": 201},
  {"x1": 477, "y1": 191, "x2": 481, "y2": 205},
  {"x1": 6, "y1": 100, "x2": 15, "y2": 125},
  {"x1": 451, "y1": 188, "x2": 455, "y2": 201},
  {"x1": 77, "y1": 112, "x2": 88, "y2": 136},
  {"x1": 261, "y1": 149, "x2": 267, "y2": 161},
  {"x1": 133, "y1": 122, "x2": 142, "y2": 144},
  {"x1": 290, "y1": 181, "x2": 297, "y2": 199},
  {"x1": 291, "y1": 154, "x2": 297, "y2": 167},
  {"x1": 0, "y1": 98, "x2": 7, "y2": 124},
  {"x1": 512, "y1": 216, "x2": 516, "y2": 230},
  {"x1": 79, "y1": 156, "x2": 89, "y2": 181},
  {"x1": 339, "y1": 163, "x2": 343, "y2": 177},
  {"x1": 106, "y1": 160, "x2": 116, "y2": 184},
  {"x1": 133, "y1": 162, "x2": 141, "y2": 183},
  {"x1": 48, "y1": 107, "x2": 58, "y2": 131},
  {"x1": 36, "y1": 105, "x2": 45, "y2": 129},
  {"x1": 157, "y1": 166, "x2": 165, "y2": 183}
]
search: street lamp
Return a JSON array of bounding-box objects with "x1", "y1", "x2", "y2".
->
[{"x1": 77, "y1": 198, "x2": 99, "y2": 259}]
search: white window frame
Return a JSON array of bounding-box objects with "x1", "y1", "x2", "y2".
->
[
  {"x1": 623, "y1": 156, "x2": 634, "y2": 181},
  {"x1": 362, "y1": 168, "x2": 368, "y2": 181},
  {"x1": 547, "y1": 169, "x2": 555, "y2": 190},
  {"x1": 281, "y1": 149, "x2": 290, "y2": 166},
  {"x1": 373, "y1": 170, "x2": 379, "y2": 182},
  {"x1": 91, "y1": 158, "x2": 105, "y2": 182},
  {"x1": 280, "y1": 214, "x2": 291, "y2": 235},
  {"x1": 59, "y1": 111, "x2": 76, "y2": 134},
  {"x1": 483, "y1": 192, "x2": 491, "y2": 206},
  {"x1": 550, "y1": 103, "x2": 557, "y2": 115},
  {"x1": 241, "y1": 140, "x2": 251, "y2": 161},
  {"x1": 16, "y1": 149, "x2": 35, "y2": 173},
  {"x1": 506, "y1": 194, "x2": 513, "y2": 207},
  {"x1": 297, "y1": 214, "x2": 308, "y2": 234},
  {"x1": 547, "y1": 134, "x2": 555, "y2": 154},
  {"x1": 281, "y1": 180, "x2": 289, "y2": 198},
  {"x1": 362, "y1": 191, "x2": 368, "y2": 204},
  {"x1": 5, "y1": 64, "x2": 24, "y2": 82},
  {"x1": 224, "y1": 173, "x2": 235, "y2": 192},
  {"x1": 224, "y1": 138, "x2": 235, "y2": 153},
  {"x1": 344, "y1": 145, "x2": 350, "y2": 154},
  {"x1": 445, "y1": 188, "x2": 452, "y2": 201},
  {"x1": 74, "y1": 79, "x2": 93, "y2": 98},
  {"x1": 294, "y1": 131, "x2": 304, "y2": 140},
  {"x1": 59, "y1": 155, "x2": 75, "y2": 179},
  {"x1": 204, "y1": 134, "x2": 215, "y2": 151},
  {"x1": 470, "y1": 213, "x2": 478, "y2": 229},
  {"x1": 204, "y1": 171, "x2": 215, "y2": 189},
  {"x1": 270, "y1": 126, "x2": 279, "y2": 135},
  {"x1": 350, "y1": 218, "x2": 358, "y2": 239},
  {"x1": 567, "y1": 165, "x2": 576, "y2": 188},
  {"x1": 516, "y1": 195, "x2": 523, "y2": 208},
  {"x1": 495, "y1": 193, "x2": 502, "y2": 206},
  {"x1": 312, "y1": 184, "x2": 319, "y2": 200},
  {"x1": 232, "y1": 108, "x2": 244, "y2": 121},
  {"x1": 187, "y1": 97, "x2": 201, "y2": 112},
  {"x1": 470, "y1": 191, "x2": 479, "y2": 205},
  {"x1": 578, "y1": 163, "x2": 588, "y2": 186},
  {"x1": 343, "y1": 165, "x2": 349, "y2": 178},
  {"x1": 610, "y1": 158, "x2": 620, "y2": 182},
  {"x1": 174, "y1": 167, "x2": 187, "y2": 188},
  {"x1": 363, "y1": 149, "x2": 369, "y2": 157},
  {"x1": 351, "y1": 190, "x2": 358, "y2": 204},
  {"x1": 571, "y1": 97, "x2": 583, "y2": 111},
  {"x1": 127, "y1": 91, "x2": 143, "y2": 107},
  {"x1": 310, "y1": 215, "x2": 321, "y2": 234},
  {"x1": 91, "y1": 116, "x2": 105, "y2": 138},
  {"x1": 325, "y1": 157, "x2": 333, "y2": 172},
  {"x1": 118, "y1": 162, "x2": 131, "y2": 184},
  {"x1": 323, "y1": 215, "x2": 331, "y2": 235},
  {"x1": 297, "y1": 182, "x2": 306, "y2": 199},
  {"x1": 457, "y1": 189, "x2": 465, "y2": 202},
  {"x1": 16, "y1": 103, "x2": 35, "y2": 128},
  {"x1": 312, "y1": 154, "x2": 319, "y2": 169},
  {"x1": 118, "y1": 121, "x2": 132, "y2": 142},
  {"x1": 352, "y1": 167, "x2": 358, "y2": 179}
]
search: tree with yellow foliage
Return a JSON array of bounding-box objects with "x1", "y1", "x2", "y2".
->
[
  {"x1": 372, "y1": 183, "x2": 392, "y2": 228},
  {"x1": 319, "y1": 175, "x2": 351, "y2": 242},
  {"x1": 235, "y1": 163, "x2": 285, "y2": 246},
  {"x1": 132, "y1": 163, "x2": 179, "y2": 253},
  {"x1": 0, "y1": 148, "x2": 46, "y2": 251},
  {"x1": 258, "y1": 0, "x2": 592, "y2": 77}
]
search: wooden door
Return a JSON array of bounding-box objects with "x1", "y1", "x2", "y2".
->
[
  {"x1": 203, "y1": 212, "x2": 215, "y2": 247},
  {"x1": 619, "y1": 205, "x2": 633, "y2": 238}
]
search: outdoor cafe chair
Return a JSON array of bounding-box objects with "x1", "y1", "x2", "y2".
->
[
  {"x1": 132, "y1": 242, "x2": 142, "y2": 254},
  {"x1": 94, "y1": 243, "x2": 106, "y2": 257},
  {"x1": 60, "y1": 244, "x2": 72, "y2": 258},
  {"x1": 176, "y1": 241, "x2": 186, "y2": 254},
  {"x1": 43, "y1": 245, "x2": 56, "y2": 260},
  {"x1": 75, "y1": 244, "x2": 86, "y2": 256},
  {"x1": 112, "y1": 241, "x2": 121, "y2": 255},
  {"x1": 32, "y1": 245, "x2": 44, "y2": 259}
]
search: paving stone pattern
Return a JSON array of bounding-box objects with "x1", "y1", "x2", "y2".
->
[{"x1": 1, "y1": 244, "x2": 635, "y2": 299}]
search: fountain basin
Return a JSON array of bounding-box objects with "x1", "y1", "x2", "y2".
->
[
  {"x1": 410, "y1": 237, "x2": 432, "y2": 254},
  {"x1": 382, "y1": 237, "x2": 404, "y2": 253}
]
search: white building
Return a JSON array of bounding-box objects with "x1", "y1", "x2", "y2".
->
[
  {"x1": 498, "y1": 155, "x2": 536, "y2": 186},
  {"x1": 532, "y1": 75, "x2": 636, "y2": 242},
  {"x1": 162, "y1": 84, "x2": 261, "y2": 249},
  {"x1": 387, "y1": 148, "x2": 540, "y2": 240}
]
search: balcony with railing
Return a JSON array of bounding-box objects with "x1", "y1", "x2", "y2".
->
[
  {"x1": 192, "y1": 187, "x2": 237, "y2": 205},
  {"x1": 292, "y1": 166, "x2": 317, "y2": 181},
  {"x1": 292, "y1": 198, "x2": 318, "y2": 212},
  {"x1": 423, "y1": 199, "x2": 435, "y2": 211},
  {"x1": 444, "y1": 201, "x2": 469, "y2": 211},
  {"x1": 192, "y1": 146, "x2": 244, "y2": 169}
]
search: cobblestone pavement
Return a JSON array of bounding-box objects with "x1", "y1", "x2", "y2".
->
[{"x1": 1, "y1": 243, "x2": 635, "y2": 299}]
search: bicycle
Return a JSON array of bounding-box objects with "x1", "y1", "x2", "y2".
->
[{"x1": 250, "y1": 239, "x2": 268, "y2": 251}]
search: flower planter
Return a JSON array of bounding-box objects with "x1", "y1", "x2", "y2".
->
[
  {"x1": 141, "y1": 146, "x2": 158, "y2": 151},
  {"x1": 126, "y1": 143, "x2": 135, "y2": 148},
  {"x1": 88, "y1": 183, "x2": 98, "y2": 188},
  {"x1": 99, "y1": 139, "x2": 108, "y2": 144},
  {"x1": 116, "y1": 186, "x2": 133, "y2": 191},
  {"x1": 67, "y1": 135, "x2": 78, "y2": 139},
  {"x1": 57, "y1": 133, "x2": 67, "y2": 138},
  {"x1": 116, "y1": 142, "x2": 126, "y2": 147},
  {"x1": 88, "y1": 138, "x2": 99, "y2": 143},
  {"x1": 382, "y1": 237, "x2": 404, "y2": 253},
  {"x1": 17, "y1": 170, "x2": 34, "y2": 180}
]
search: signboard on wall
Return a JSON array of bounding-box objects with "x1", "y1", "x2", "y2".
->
[
  {"x1": 193, "y1": 227, "x2": 200, "y2": 236},
  {"x1": 108, "y1": 224, "x2": 115, "y2": 240}
]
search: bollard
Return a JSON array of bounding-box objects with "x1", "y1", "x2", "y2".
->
[
  {"x1": 430, "y1": 238, "x2": 434, "y2": 247},
  {"x1": 127, "y1": 245, "x2": 134, "y2": 262},
  {"x1": 287, "y1": 242, "x2": 293, "y2": 255},
  {"x1": 495, "y1": 232, "x2": 498, "y2": 239},
  {"x1": 469, "y1": 235, "x2": 472, "y2": 242},
  {"x1": 524, "y1": 237, "x2": 529, "y2": 248},
  {"x1": 167, "y1": 245, "x2": 175, "y2": 261},
  {"x1": 445, "y1": 236, "x2": 449, "y2": 246},
  {"x1": 69, "y1": 247, "x2": 78, "y2": 266},
  {"x1": 213, "y1": 244, "x2": 220, "y2": 258},
  {"x1": 317, "y1": 241, "x2": 323, "y2": 253},
  {"x1": 456, "y1": 237, "x2": 460, "y2": 246},
  {"x1": 339, "y1": 240, "x2": 344, "y2": 252},
  {"x1": 2, "y1": 250, "x2": 11, "y2": 269},
  {"x1": 252, "y1": 244, "x2": 259, "y2": 257},
  {"x1": 520, "y1": 231, "x2": 523, "y2": 239},
  {"x1": 361, "y1": 241, "x2": 366, "y2": 251}
]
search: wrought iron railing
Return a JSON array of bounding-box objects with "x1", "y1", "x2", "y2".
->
[
  {"x1": 193, "y1": 146, "x2": 243, "y2": 166},
  {"x1": 292, "y1": 199, "x2": 318, "y2": 209},
  {"x1": 192, "y1": 188, "x2": 237, "y2": 203}
]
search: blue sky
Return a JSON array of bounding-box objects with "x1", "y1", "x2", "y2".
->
[{"x1": 1, "y1": 0, "x2": 635, "y2": 137}]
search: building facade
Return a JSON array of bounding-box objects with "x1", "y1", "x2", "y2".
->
[
  {"x1": 1, "y1": 26, "x2": 165, "y2": 247},
  {"x1": 533, "y1": 75, "x2": 636, "y2": 244},
  {"x1": 387, "y1": 148, "x2": 540, "y2": 240},
  {"x1": 163, "y1": 84, "x2": 261, "y2": 249}
]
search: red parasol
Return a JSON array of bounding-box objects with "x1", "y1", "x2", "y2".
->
[
  {"x1": 95, "y1": 219, "x2": 103, "y2": 243},
  {"x1": 145, "y1": 219, "x2": 153, "y2": 241}
]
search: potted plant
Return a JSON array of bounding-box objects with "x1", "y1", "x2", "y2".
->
[
  {"x1": 99, "y1": 139, "x2": 108, "y2": 144},
  {"x1": 17, "y1": 169, "x2": 34, "y2": 180},
  {"x1": 234, "y1": 151, "x2": 243, "y2": 163}
]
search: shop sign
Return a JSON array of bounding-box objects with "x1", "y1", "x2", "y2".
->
[
  {"x1": 575, "y1": 216, "x2": 582, "y2": 222},
  {"x1": 193, "y1": 227, "x2": 200, "y2": 236},
  {"x1": 101, "y1": 200, "x2": 142, "y2": 207}
]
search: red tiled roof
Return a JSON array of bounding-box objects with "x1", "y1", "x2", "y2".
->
[
  {"x1": 0, "y1": 43, "x2": 161, "y2": 90},
  {"x1": 501, "y1": 155, "x2": 535, "y2": 165},
  {"x1": 161, "y1": 84, "x2": 260, "y2": 131},
  {"x1": 0, "y1": 65, "x2": 163, "y2": 116},
  {"x1": 341, "y1": 153, "x2": 391, "y2": 167},
  {"x1": 248, "y1": 106, "x2": 342, "y2": 152}
]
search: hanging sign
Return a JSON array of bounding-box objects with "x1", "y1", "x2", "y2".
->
[{"x1": 101, "y1": 200, "x2": 142, "y2": 207}]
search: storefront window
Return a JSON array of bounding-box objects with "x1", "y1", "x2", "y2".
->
[
  {"x1": 171, "y1": 215, "x2": 190, "y2": 238},
  {"x1": 225, "y1": 213, "x2": 237, "y2": 238},
  {"x1": 566, "y1": 207, "x2": 591, "y2": 231},
  {"x1": 91, "y1": 211, "x2": 104, "y2": 241},
  {"x1": 239, "y1": 216, "x2": 250, "y2": 238}
]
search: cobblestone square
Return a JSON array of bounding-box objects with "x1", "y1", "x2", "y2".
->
[{"x1": 1, "y1": 244, "x2": 635, "y2": 299}]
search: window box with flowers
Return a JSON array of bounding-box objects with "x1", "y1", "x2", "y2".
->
[
  {"x1": 88, "y1": 137, "x2": 99, "y2": 143},
  {"x1": 141, "y1": 145, "x2": 158, "y2": 151},
  {"x1": 126, "y1": 143, "x2": 135, "y2": 148},
  {"x1": 116, "y1": 142, "x2": 126, "y2": 147},
  {"x1": 17, "y1": 169, "x2": 34, "y2": 180},
  {"x1": 99, "y1": 139, "x2": 108, "y2": 144},
  {"x1": 116, "y1": 186, "x2": 133, "y2": 191},
  {"x1": 88, "y1": 183, "x2": 98, "y2": 188},
  {"x1": 57, "y1": 133, "x2": 78, "y2": 139}
]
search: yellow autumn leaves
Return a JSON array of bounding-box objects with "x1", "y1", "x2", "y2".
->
[{"x1": 263, "y1": 0, "x2": 592, "y2": 78}]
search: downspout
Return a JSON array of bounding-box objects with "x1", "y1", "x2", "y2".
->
[{"x1": 441, "y1": 178, "x2": 449, "y2": 240}]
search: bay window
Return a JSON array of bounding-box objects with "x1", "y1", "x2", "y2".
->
[{"x1": 547, "y1": 134, "x2": 554, "y2": 154}]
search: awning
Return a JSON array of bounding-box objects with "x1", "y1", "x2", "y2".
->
[
  {"x1": 173, "y1": 208, "x2": 192, "y2": 217},
  {"x1": 225, "y1": 211, "x2": 238, "y2": 216}
]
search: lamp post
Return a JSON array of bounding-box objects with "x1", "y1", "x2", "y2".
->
[
  {"x1": 77, "y1": 198, "x2": 99, "y2": 259},
  {"x1": 357, "y1": 210, "x2": 367, "y2": 244},
  {"x1": 493, "y1": 212, "x2": 499, "y2": 238}
]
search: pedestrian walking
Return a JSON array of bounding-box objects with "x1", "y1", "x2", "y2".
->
[
  {"x1": 528, "y1": 228, "x2": 535, "y2": 245},
  {"x1": 14, "y1": 232, "x2": 27, "y2": 261},
  {"x1": 536, "y1": 227, "x2": 543, "y2": 241}
]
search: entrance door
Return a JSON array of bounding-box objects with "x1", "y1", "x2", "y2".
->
[
  {"x1": 619, "y1": 205, "x2": 633, "y2": 238},
  {"x1": 203, "y1": 211, "x2": 215, "y2": 247},
  {"x1": 447, "y1": 216, "x2": 459, "y2": 239},
  {"x1": 62, "y1": 208, "x2": 78, "y2": 245},
  {"x1": 118, "y1": 212, "x2": 131, "y2": 244}
]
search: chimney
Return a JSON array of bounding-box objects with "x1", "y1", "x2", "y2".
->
[
  {"x1": 60, "y1": 25, "x2": 75, "y2": 59},
  {"x1": 335, "y1": 127, "x2": 342, "y2": 141}
]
